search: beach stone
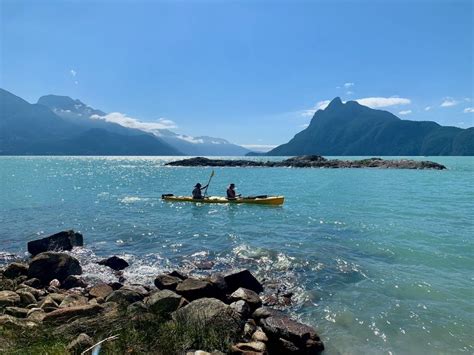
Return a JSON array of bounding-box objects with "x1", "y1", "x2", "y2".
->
[
  {"x1": 4, "y1": 306, "x2": 29, "y2": 318},
  {"x1": 145, "y1": 289, "x2": 183, "y2": 316},
  {"x1": 175, "y1": 278, "x2": 214, "y2": 301},
  {"x1": 97, "y1": 256, "x2": 129, "y2": 271},
  {"x1": 22, "y1": 278, "x2": 42, "y2": 288},
  {"x1": 195, "y1": 260, "x2": 214, "y2": 270},
  {"x1": 3, "y1": 263, "x2": 28, "y2": 279},
  {"x1": 230, "y1": 300, "x2": 251, "y2": 318},
  {"x1": 0, "y1": 291, "x2": 21, "y2": 308},
  {"x1": 173, "y1": 298, "x2": 243, "y2": 341},
  {"x1": 16, "y1": 290, "x2": 36, "y2": 307},
  {"x1": 252, "y1": 307, "x2": 272, "y2": 320},
  {"x1": 27, "y1": 308, "x2": 46, "y2": 322},
  {"x1": 105, "y1": 288, "x2": 143, "y2": 305},
  {"x1": 154, "y1": 274, "x2": 182, "y2": 290},
  {"x1": 59, "y1": 294, "x2": 88, "y2": 308},
  {"x1": 62, "y1": 275, "x2": 87, "y2": 289},
  {"x1": 89, "y1": 283, "x2": 113, "y2": 299},
  {"x1": 230, "y1": 287, "x2": 262, "y2": 309},
  {"x1": 16, "y1": 284, "x2": 43, "y2": 298},
  {"x1": 169, "y1": 270, "x2": 187, "y2": 280},
  {"x1": 27, "y1": 230, "x2": 83, "y2": 256},
  {"x1": 224, "y1": 269, "x2": 263, "y2": 294},
  {"x1": 67, "y1": 333, "x2": 94, "y2": 354},
  {"x1": 43, "y1": 304, "x2": 103, "y2": 324},
  {"x1": 49, "y1": 279, "x2": 61, "y2": 288},
  {"x1": 28, "y1": 252, "x2": 82, "y2": 284}
]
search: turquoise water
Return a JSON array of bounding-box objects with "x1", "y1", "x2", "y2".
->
[{"x1": 0, "y1": 156, "x2": 473, "y2": 354}]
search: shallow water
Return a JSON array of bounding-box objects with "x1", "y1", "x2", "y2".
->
[{"x1": 1, "y1": 156, "x2": 473, "y2": 354}]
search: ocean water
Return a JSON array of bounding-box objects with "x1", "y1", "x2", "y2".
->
[{"x1": 0, "y1": 156, "x2": 473, "y2": 354}]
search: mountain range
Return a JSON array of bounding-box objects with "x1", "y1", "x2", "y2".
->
[
  {"x1": 268, "y1": 97, "x2": 474, "y2": 156},
  {"x1": 0, "y1": 89, "x2": 249, "y2": 155}
]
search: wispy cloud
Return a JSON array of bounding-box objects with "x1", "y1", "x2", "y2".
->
[
  {"x1": 301, "y1": 100, "x2": 331, "y2": 117},
  {"x1": 70, "y1": 69, "x2": 77, "y2": 77},
  {"x1": 355, "y1": 97, "x2": 411, "y2": 108},
  {"x1": 90, "y1": 112, "x2": 177, "y2": 133},
  {"x1": 344, "y1": 82, "x2": 354, "y2": 88},
  {"x1": 463, "y1": 107, "x2": 474, "y2": 113},
  {"x1": 424, "y1": 106, "x2": 431, "y2": 111},
  {"x1": 241, "y1": 144, "x2": 277, "y2": 152},
  {"x1": 300, "y1": 123, "x2": 309, "y2": 128},
  {"x1": 398, "y1": 110, "x2": 412, "y2": 115},
  {"x1": 440, "y1": 97, "x2": 458, "y2": 107}
]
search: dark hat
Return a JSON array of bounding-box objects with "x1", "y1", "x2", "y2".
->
[
  {"x1": 195, "y1": 183, "x2": 202, "y2": 187},
  {"x1": 230, "y1": 183, "x2": 235, "y2": 187}
]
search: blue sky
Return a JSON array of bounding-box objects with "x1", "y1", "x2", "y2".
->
[{"x1": 1, "y1": 0, "x2": 473, "y2": 150}]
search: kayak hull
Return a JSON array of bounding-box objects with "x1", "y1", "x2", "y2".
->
[{"x1": 162, "y1": 195, "x2": 284, "y2": 205}]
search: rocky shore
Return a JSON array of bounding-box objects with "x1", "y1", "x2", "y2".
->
[
  {"x1": 0, "y1": 230, "x2": 324, "y2": 354},
  {"x1": 166, "y1": 155, "x2": 447, "y2": 170}
]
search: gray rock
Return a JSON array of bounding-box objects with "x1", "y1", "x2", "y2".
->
[
  {"x1": 169, "y1": 270, "x2": 187, "y2": 280},
  {"x1": 252, "y1": 307, "x2": 272, "y2": 320},
  {"x1": 0, "y1": 291, "x2": 21, "y2": 308},
  {"x1": 105, "y1": 288, "x2": 144, "y2": 306},
  {"x1": 224, "y1": 269, "x2": 263, "y2": 294},
  {"x1": 145, "y1": 289, "x2": 183, "y2": 316},
  {"x1": 97, "y1": 256, "x2": 129, "y2": 271},
  {"x1": 16, "y1": 290, "x2": 36, "y2": 307},
  {"x1": 89, "y1": 283, "x2": 113, "y2": 299},
  {"x1": 28, "y1": 252, "x2": 82, "y2": 283},
  {"x1": 252, "y1": 330, "x2": 269, "y2": 342},
  {"x1": 154, "y1": 274, "x2": 182, "y2": 290},
  {"x1": 59, "y1": 294, "x2": 88, "y2": 308},
  {"x1": 27, "y1": 308, "x2": 46, "y2": 322},
  {"x1": 3, "y1": 263, "x2": 28, "y2": 279},
  {"x1": 22, "y1": 278, "x2": 42, "y2": 288},
  {"x1": 231, "y1": 341, "x2": 266, "y2": 353},
  {"x1": 43, "y1": 304, "x2": 103, "y2": 324},
  {"x1": 67, "y1": 333, "x2": 94, "y2": 354},
  {"x1": 27, "y1": 230, "x2": 83, "y2": 256},
  {"x1": 62, "y1": 275, "x2": 88, "y2": 289},
  {"x1": 127, "y1": 301, "x2": 148, "y2": 316},
  {"x1": 39, "y1": 296, "x2": 59, "y2": 310},
  {"x1": 175, "y1": 278, "x2": 214, "y2": 301},
  {"x1": 230, "y1": 287, "x2": 262, "y2": 309},
  {"x1": 0, "y1": 315, "x2": 39, "y2": 329},
  {"x1": 4, "y1": 306, "x2": 29, "y2": 318},
  {"x1": 230, "y1": 300, "x2": 251, "y2": 318}
]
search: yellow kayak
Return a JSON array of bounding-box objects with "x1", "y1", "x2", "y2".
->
[{"x1": 162, "y1": 194, "x2": 284, "y2": 205}]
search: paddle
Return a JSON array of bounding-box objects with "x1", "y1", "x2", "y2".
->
[{"x1": 203, "y1": 170, "x2": 215, "y2": 198}]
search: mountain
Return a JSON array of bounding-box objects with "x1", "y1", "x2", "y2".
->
[
  {"x1": 38, "y1": 95, "x2": 250, "y2": 156},
  {"x1": 0, "y1": 89, "x2": 181, "y2": 155},
  {"x1": 268, "y1": 97, "x2": 474, "y2": 156}
]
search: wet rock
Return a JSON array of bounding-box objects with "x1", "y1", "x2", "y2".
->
[
  {"x1": 43, "y1": 304, "x2": 103, "y2": 324},
  {"x1": 62, "y1": 275, "x2": 87, "y2": 289},
  {"x1": 169, "y1": 270, "x2": 187, "y2": 280},
  {"x1": 28, "y1": 252, "x2": 82, "y2": 284},
  {"x1": 175, "y1": 278, "x2": 214, "y2": 301},
  {"x1": 145, "y1": 289, "x2": 183, "y2": 316},
  {"x1": 22, "y1": 278, "x2": 42, "y2": 289},
  {"x1": 27, "y1": 230, "x2": 83, "y2": 256},
  {"x1": 4, "y1": 306, "x2": 29, "y2": 318},
  {"x1": 259, "y1": 311, "x2": 324, "y2": 353},
  {"x1": 173, "y1": 298, "x2": 243, "y2": 342},
  {"x1": 97, "y1": 256, "x2": 129, "y2": 271},
  {"x1": 230, "y1": 287, "x2": 262, "y2": 310},
  {"x1": 154, "y1": 274, "x2": 182, "y2": 291},
  {"x1": 194, "y1": 260, "x2": 215, "y2": 270},
  {"x1": 3, "y1": 263, "x2": 28, "y2": 279},
  {"x1": 230, "y1": 300, "x2": 251, "y2": 319},
  {"x1": 67, "y1": 333, "x2": 94, "y2": 354},
  {"x1": 59, "y1": 294, "x2": 88, "y2": 308},
  {"x1": 89, "y1": 283, "x2": 113, "y2": 299},
  {"x1": 105, "y1": 288, "x2": 144, "y2": 306},
  {"x1": 224, "y1": 270, "x2": 263, "y2": 294},
  {"x1": 0, "y1": 290, "x2": 21, "y2": 308}
]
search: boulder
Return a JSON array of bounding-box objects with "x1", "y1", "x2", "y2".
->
[
  {"x1": 97, "y1": 256, "x2": 129, "y2": 271},
  {"x1": 230, "y1": 300, "x2": 251, "y2": 318},
  {"x1": 89, "y1": 283, "x2": 113, "y2": 299},
  {"x1": 43, "y1": 304, "x2": 103, "y2": 324},
  {"x1": 15, "y1": 290, "x2": 36, "y2": 307},
  {"x1": 145, "y1": 289, "x2": 183, "y2": 316},
  {"x1": 105, "y1": 288, "x2": 143, "y2": 306},
  {"x1": 39, "y1": 296, "x2": 59, "y2": 311},
  {"x1": 3, "y1": 263, "x2": 28, "y2": 279},
  {"x1": 169, "y1": 270, "x2": 187, "y2": 280},
  {"x1": 252, "y1": 330, "x2": 268, "y2": 342},
  {"x1": 154, "y1": 274, "x2": 182, "y2": 290},
  {"x1": 259, "y1": 311, "x2": 324, "y2": 353},
  {"x1": 22, "y1": 278, "x2": 42, "y2": 288},
  {"x1": 28, "y1": 252, "x2": 82, "y2": 284},
  {"x1": 27, "y1": 230, "x2": 83, "y2": 256},
  {"x1": 175, "y1": 278, "x2": 214, "y2": 301},
  {"x1": 230, "y1": 287, "x2": 262, "y2": 309},
  {"x1": 0, "y1": 315, "x2": 38, "y2": 329},
  {"x1": 0, "y1": 291, "x2": 20, "y2": 308},
  {"x1": 173, "y1": 298, "x2": 243, "y2": 341},
  {"x1": 207, "y1": 273, "x2": 228, "y2": 299},
  {"x1": 67, "y1": 333, "x2": 94, "y2": 354},
  {"x1": 224, "y1": 270, "x2": 263, "y2": 294},
  {"x1": 62, "y1": 275, "x2": 88, "y2": 289},
  {"x1": 16, "y1": 284, "x2": 44, "y2": 299},
  {"x1": 27, "y1": 307, "x2": 46, "y2": 322},
  {"x1": 4, "y1": 306, "x2": 29, "y2": 318},
  {"x1": 59, "y1": 294, "x2": 88, "y2": 308},
  {"x1": 231, "y1": 341, "x2": 266, "y2": 353}
]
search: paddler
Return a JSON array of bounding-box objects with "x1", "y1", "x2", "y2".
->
[
  {"x1": 192, "y1": 183, "x2": 208, "y2": 199},
  {"x1": 226, "y1": 183, "x2": 241, "y2": 199}
]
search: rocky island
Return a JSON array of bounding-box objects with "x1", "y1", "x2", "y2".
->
[
  {"x1": 0, "y1": 230, "x2": 323, "y2": 354},
  {"x1": 166, "y1": 155, "x2": 447, "y2": 170}
]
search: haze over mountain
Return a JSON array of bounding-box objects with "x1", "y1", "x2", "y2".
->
[
  {"x1": 37, "y1": 94, "x2": 249, "y2": 156},
  {"x1": 268, "y1": 97, "x2": 474, "y2": 156}
]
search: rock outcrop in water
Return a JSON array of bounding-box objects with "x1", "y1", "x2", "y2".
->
[
  {"x1": 0, "y1": 232, "x2": 324, "y2": 354},
  {"x1": 166, "y1": 155, "x2": 447, "y2": 170}
]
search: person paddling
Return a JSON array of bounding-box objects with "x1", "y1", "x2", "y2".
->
[
  {"x1": 192, "y1": 183, "x2": 208, "y2": 199},
  {"x1": 226, "y1": 183, "x2": 241, "y2": 199}
]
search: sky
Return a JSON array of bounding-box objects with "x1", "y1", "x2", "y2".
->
[{"x1": 1, "y1": 0, "x2": 473, "y2": 151}]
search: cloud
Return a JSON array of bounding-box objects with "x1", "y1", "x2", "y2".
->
[
  {"x1": 300, "y1": 100, "x2": 331, "y2": 117},
  {"x1": 91, "y1": 112, "x2": 177, "y2": 133},
  {"x1": 346, "y1": 91, "x2": 354, "y2": 95},
  {"x1": 355, "y1": 97, "x2": 411, "y2": 108},
  {"x1": 398, "y1": 110, "x2": 412, "y2": 115},
  {"x1": 241, "y1": 144, "x2": 277, "y2": 152},
  {"x1": 463, "y1": 107, "x2": 474, "y2": 113},
  {"x1": 70, "y1": 69, "x2": 77, "y2": 77},
  {"x1": 300, "y1": 123, "x2": 309, "y2": 128},
  {"x1": 440, "y1": 97, "x2": 458, "y2": 107},
  {"x1": 344, "y1": 82, "x2": 354, "y2": 88},
  {"x1": 424, "y1": 106, "x2": 431, "y2": 111}
]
